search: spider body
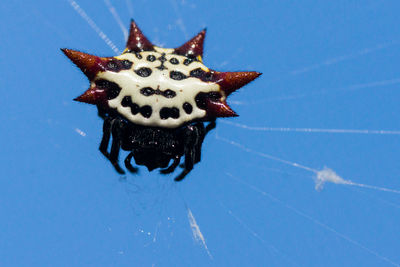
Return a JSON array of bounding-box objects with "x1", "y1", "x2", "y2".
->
[{"x1": 62, "y1": 20, "x2": 261, "y2": 181}]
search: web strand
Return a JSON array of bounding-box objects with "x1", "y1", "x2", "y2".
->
[
  {"x1": 68, "y1": 0, "x2": 121, "y2": 54},
  {"x1": 217, "y1": 135, "x2": 400, "y2": 194},
  {"x1": 290, "y1": 42, "x2": 399, "y2": 75},
  {"x1": 104, "y1": 0, "x2": 128, "y2": 41},
  {"x1": 221, "y1": 120, "x2": 400, "y2": 135},
  {"x1": 231, "y1": 78, "x2": 400, "y2": 105}
]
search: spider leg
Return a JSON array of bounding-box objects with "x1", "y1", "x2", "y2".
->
[
  {"x1": 177, "y1": 120, "x2": 214, "y2": 169},
  {"x1": 194, "y1": 125, "x2": 205, "y2": 164},
  {"x1": 174, "y1": 154, "x2": 193, "y2": 181},
  {"x1": 99, "y1": 117, "x2": 113, "y2": 157},
  {"x1": 174, "y1": 125, "x2": 200, "y2": 181},
  {"x1": 108, "y1": 118, "x2": 126, "y2": 174},
  {"x1": 160, "y1": 155, "x2": 181, "y2": 174},
  {"x1": 99, "y1": 117, "x2": 125, "y2": 174},
  {"x1": 205, "y1": 119, "x2": 216, "y2": 135},
  {"x1": 124, "y1": 151, "x2": 138, "y2": 173}
]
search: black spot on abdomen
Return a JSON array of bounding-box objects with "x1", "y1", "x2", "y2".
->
[
  {"x1": 120, "y1": 95, "x2": 140, "y2": 115},
  {"x1": 195, "y1": 92, "x2": 221, "y2": 110},
  {"x1": 190, "y1": 68, "x2": 205, "y2": 78},
  {"x1": 147, "y1": 55, "x2": 156, "y2": 62},
  {"x1": 170, "y1": 71, "x2": 187, "y2": 80},
  {"x1": 160, "y1": 107, "x2": 180, "y2": 120},
  {"x1": 183, "y1": 102, "x2": 193, "y2": 114},
  {"x1": 130, "y1": 103, "x2": 140, "y2": 115},
  {"x1": 190, "y1": 68, "x2": 215, "y2": 81},
  {"x1": 139, "y1": 87, "x2": 177, "y2": 98},
  {"x1": 158, "y1": 54, "x2": 167, "y2": 63},
  {"x1": 121, "y1": 96, "x2": 132, "y2": 107},
  {"x1": 163, "y1": 89, "x2": 176, "y2": 98},
  {"x1": 169, "y1": 58, "x2": 179, "y2": 65},
  {"x1": 106, "y1": 59, "x2": 132, "y2": 72},
  {"x1": 140, "y1": 105, "x2": 152, "y2": 118},
  {"x1": 95, "y1": 79, "x2": 121, "y2": 100},
  {"x1": 122, "y1": 60, "x2": 133, "y2": 69},
  {"x1": 183, "y1": 58, "x2": 194, "y2": 66},
  {"x1": 135, "y1": 67, "x2": 152, "y2": 77},
  {"x1": 140, "y1": 87, "x2": 155, "y2": 96}
]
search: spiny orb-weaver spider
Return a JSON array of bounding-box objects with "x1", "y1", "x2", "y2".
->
[{"x1": 62, "y1": 20, "x2": 261, "y2": 181}]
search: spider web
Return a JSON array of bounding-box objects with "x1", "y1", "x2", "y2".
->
[{"x1": 5, "y1": 0, "x2": 400, "y2": 266}]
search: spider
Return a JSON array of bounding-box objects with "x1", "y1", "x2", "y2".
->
[{"x1": 62, "y1": 20, "x2": 261, "y2": 181}]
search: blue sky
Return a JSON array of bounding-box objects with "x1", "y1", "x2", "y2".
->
[{"x1": 1, "y1": 0, "x2": 400, "y2": 266}]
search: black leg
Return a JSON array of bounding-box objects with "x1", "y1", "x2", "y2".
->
[
  {"x1": 175, "y1": 149, "x2": 194, "y2": 181},
  {"x1": 194, "y1": 122, "x2": 207, "y2": 164},
  {"x1": 205, "y1": 119, "x2": 216, "y2": 134},
  {"x1": 193, "y1": 120, "x2": 215, "y2": 163},
  {"x1": 124, "y1": 152, "x2": 138, "y2": 173},
  {"x1": 99, "y1": 117, "x2": 112, "y2": 157},
  {"x1": 174, "y1": 125, "x2": 199, "y2": 181},
  {"x1": 160, "y1": 155, "x2": 181, "y2": 174},
  {"x1": 109, "y1": 118, "x2": 125, "y2": 174},
  {"x1": 174, "y1": 168, "x2": 191, "y2": 182},
  {"x1": 109, "y1": 134, "x2": 125, "y2": 174},
  {"x1": 99, "y1": 117, "x2": 126, "y2": 174}
]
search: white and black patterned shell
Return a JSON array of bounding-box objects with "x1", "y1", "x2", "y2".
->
[
  {"x1": 62, "y1": 20, "x2": 261, "y2": 129},
  {"x1": 98, "y1": 47, "x2": 222, "y2": 128}
]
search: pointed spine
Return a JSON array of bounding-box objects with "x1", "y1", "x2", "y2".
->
[
  {"x1": 125, "y1": 20, "x2": 154, "y2": 52},
  {"x1": 206, "y1": 99, "x2": 237, "y2": 118},
  {"x1": 174, "y1": 29, "x2": 206, "y2": 59},
  {"x1": 61, "y1": 48, "x2": 107, "y2": 80},
  {"x1": 74, "y1": 87, "x2": 108, "y2": 106},
  {"x1": 215, "y1": 71, "x2": 262, "y2": 96}
]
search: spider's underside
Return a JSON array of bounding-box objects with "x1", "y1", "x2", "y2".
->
[{"x1": 62, "y1": 20, "x2": 261, "y2": 181}]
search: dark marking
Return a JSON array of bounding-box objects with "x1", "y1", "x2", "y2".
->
[
  {"x1": 158, "y1": 53, "x2": 167, "y2": 63},
  {"x1": 160, "y1": 107, "x2": 180, "y2": 119},
  {"x1": 183, "y1": 58, "x2": 194, "y2": 66},
  {"x1": 189, "y1": 68, "x2": 215, "y2": 81},
  {"x1": 208, "y1": 92, "x2": 221, "y2": 101},
  {"x1": 147, "y1": 55, "x2": 156, "y2": 62},
  {"x1": 203, "y1": 71, "x2": 215, "y2": 82},
  {"x1": 163, "y1": 89, "x2": 176, "y2": 98},
  {"x1": 140, "y1": 105, "x2": 152, "y2": 118},
  {"x1": 170, "y1": 107, "x2": 180, "y2": 119},
  {"x1": 195, "y1": 92, "x2": 221, "y2": 110},
  {"x1": 170, "y1": 58, "x2": 179, "y2": 65},
  {"x1": 195, "y1": 93, "x2": 207, "y2": 109},
  {"x1": 156, "y1": 65, "x2": 167, "y2": 70},
  {"x1": 121, "y1": 96, "x2": 132, "y2": 107},
  {"x1": 135, "y1": 53, "x2": 143, "y2": 59},
  {"x1": 138, "y1": 87, "x2": 177, "y2": 98},
  {"x1": 170, "y1": 71, "x2": 187, "y2": 80},
  {"x1": 106, "y1": 61, "x2": 119, "y2": 71},
  {"x1": 159, "y1": 108, "x2": 169, "y2": 120},
  {"x1": 122, "y1": 60, "x2": 133, "y2": 69},
  {"x1": 105, "y1": 59, "x2": 133, "y2": 72},
  {"x1": 190, "y1": 68, "x2": 205, "y2": 78},
  {"x1": 183, "y1": 102, "x2": 193, "y2": 114},
  {"x1": 95, "y1": 79, "x2": 121, "y2": 100},
  {"x1": 135, "y1": 67, "x2": 152, "y2": 77},
  {"x1": 130, "y1": 103, "x2": 140, "y2": 115},
  {"x1": 140, "y1": 87, "x2": 155, "y2": 96},
  {"x1": 155, "y1": 53, "x2": 167, "y2": 70}
]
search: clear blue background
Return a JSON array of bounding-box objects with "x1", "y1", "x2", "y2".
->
[{"x1": 1, "y1": 0, "x2": 400, "y2": 266}]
